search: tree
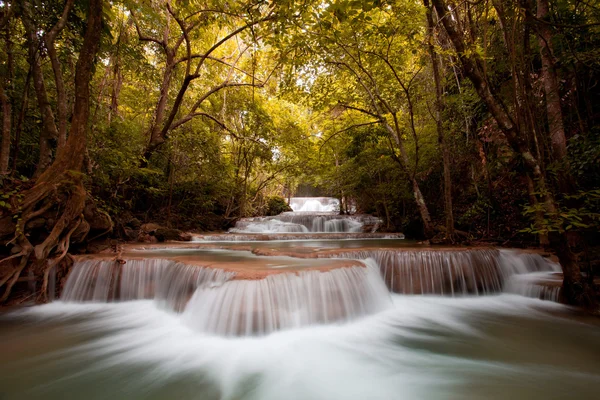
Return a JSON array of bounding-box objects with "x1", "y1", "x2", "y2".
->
[
  {"x1": 432, "y1": 0, "x2": 597, "y2": 307},
  {"x1": 0, "y1": 0, "x2": 104, "y2": 302}
]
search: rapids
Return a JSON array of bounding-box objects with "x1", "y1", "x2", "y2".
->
[
  {"x1": 230, "y1": 197, "x2": 376, "y2": 233},
  {"x1": 1, "y1": 197, "x2": 598, "y2": 399}
]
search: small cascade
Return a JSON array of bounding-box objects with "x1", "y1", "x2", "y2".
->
[
  {"x1": 230, "y1": 196, "x2": 378, "y2": 234},
  {"x1": 62, "y1": 259, "x2": 234, "y2": 311},
  {"x1": 230, "y1": 212, "x2": 368, "y2": 234},
  {"x1": 183, "y1": 260, "x2": 391, "y2": 336},
  {"x1": 503, "y1": 273, "x2": 561, "y2": 301},
  {"x1": 289, "y1": 197, "x2": 340, "y2": 212},
  {"x1": 313, "y1": 249, "x2": 561, "y2": 297}
]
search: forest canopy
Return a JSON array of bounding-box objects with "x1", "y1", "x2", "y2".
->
[{"x1": 1, "y1": 0, "x2": 599, "y2": 305}]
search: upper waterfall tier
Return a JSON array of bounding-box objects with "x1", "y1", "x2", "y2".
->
[
  {"x1": 232, "y1": 213, "x2": 357, "y2": 233},
  {"x1": 289, "y1": 197, "x2": 340, "y2": 212},
  {"x1": 230, "y1": 212, "x2": 381, "y2": 234}
]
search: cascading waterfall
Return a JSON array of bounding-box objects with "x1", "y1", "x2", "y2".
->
[
  {"x1": 230, "y1": 212, "x2": 368, "y2": 234},
  {"x1": 62, "y1": 257, "x2": 390, "y2": 335},
  {"x1": 62, "y1": 259, "x2": 234, "y2": 312},
  {"x1": 289, "y1": 197, "x2": 340, "y2": 212},
  {"x1": 499, "y1": 252, "x2": 563, "y2": 301},
  {"x1": 60, "y1": 248, "x2": 563, "y2": 338},
  {"x1": 229, "y1": 196, "x2": 375, "y2": 234},
  {"x1": 183, "y1": 260, "x2": 391, "y2": 336},
  {"x1": 312, "y1": 248, "x2": 561, "y2": 298}
]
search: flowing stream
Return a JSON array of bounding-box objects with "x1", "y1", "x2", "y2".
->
[{"x1": 1, "y1": 197, "x2": 599, "y2": 399}]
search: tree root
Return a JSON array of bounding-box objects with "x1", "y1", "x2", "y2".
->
[
  {"x1": 1, "y1": 175, "x2": 87, "y2": 304},
  {"x1": 38, "y1": 218, "x2": 82, "y2": 302}
]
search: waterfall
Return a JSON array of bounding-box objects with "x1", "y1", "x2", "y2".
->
[
  {"x1": 289, "y1": 197, "x2": 340, "y2": 212},
  {"x1": 62, "y1": 257, "x2": 391, "y2": 335},
  {"x1": 230, "y1": 213, "x2": 368, "y2": 234},
  {"x1": 62, "y1": 259, "x2": 234, "y2": 312},
  {"x1": 61, "y1": 247, "x2": 563, "y2": 338},
  {"x1": 229, "y1": 196, "x2": 377, "y2": 234},
  {"x1": 183, "y1": 260, "x2": 391, "y2": 336},
  {"x1": 313, "y1": 248, "x2": 561, "y2": 297}
]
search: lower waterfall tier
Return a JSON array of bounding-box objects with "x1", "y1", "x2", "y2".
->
[{"x1": 60, "y1": 247, "x2": 562, "y2": 336}]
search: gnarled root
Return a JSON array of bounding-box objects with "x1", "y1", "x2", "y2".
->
[{"x1": 1, "y1": 173, "x2": 89, "y2": 304}]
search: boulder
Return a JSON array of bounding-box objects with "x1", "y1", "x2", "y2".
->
[
  {"x1": 154, "y1": 227, "x2": 185, "y2": 242},
  {"x1": 140, "y1": 223, "x2": 162, "y2": 234},
  {"x1": 83, "y1": 202, "x2": 113, "y2": 232},
  {"x1": 127, "y1": 217, "x2": 142, "y2": 229}
]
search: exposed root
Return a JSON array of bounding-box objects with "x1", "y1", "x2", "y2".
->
[
  {"x1": 0, "y1": 251, "x2": 29, "y2": 302},
  {"x1": 38, "y1": 217, "x2": 83, "y2": 301},
  {"x1": 1, "y1": 177, "x2": 86, "y2": 303}
]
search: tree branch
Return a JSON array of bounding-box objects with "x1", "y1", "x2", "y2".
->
[{"x1": 319, "y1": 121, "x2": 382, "y2": 151}]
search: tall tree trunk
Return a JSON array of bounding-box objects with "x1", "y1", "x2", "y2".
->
[
  {"x1": 0, "y1": 81, "x2": 10, "y2": 175},
  {"x1": 1, "y1": 0, "x2": 104, "y2": 303},
  {"x1": 141, "y1": 56, "x2": 175, "y2": 165},
  {"x1": 425, "y1": 0, "x2": 454, "y2": 240},
  {"x1": 0, "y1": 22, "x2": 12, "y2": 175},
  {"x1": 536, "y1": 0, "x2": 567, "y2": 161},
  {"x1": 43, "y1": 0, "x2": 74, "y2": 150},
  {"x1": 385, "y1": 121, "x2": 435, "y2": 237},
  {"x1": 11, "y1": 68, "x2": 31, "y2": 173},
  {"x1": 21, "y1": 3, "x2": 60, "y2": 177}
]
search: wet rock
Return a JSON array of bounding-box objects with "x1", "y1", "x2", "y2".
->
[
  {"x1": 83, "y1": 202, "x2": 113, "y2": 232},
  {"x1": 140, "y1": 223, "x2": 161, "y2": 234},
  {"x1": 124, "y1": 228, "x2": 139, "y2": 241},
  {"x1": 126, "y1": 217, "x2": 141, "y2": 229},
  {"x1": 71, "y1": 219, "x2": 90, "y2": 243},
  {"x1": 154, "y1": 227, "x2": 185, "y2": 242},
  {"x1": 138, "y1": 233, "x2": 158, "y2": 243},
  {"x1": 85, "y1": 239, "x2": 112, "y2": 254}
]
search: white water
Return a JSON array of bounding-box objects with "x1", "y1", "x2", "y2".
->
[
  {"x1": 183, "y1": 260, "x2": 391, "y2": 336},
  {"x1": 230, "y1": 214, "x2": 365, "y2": 234},
  {"x1": 230, "y1": 197, "x2": 371, "y2": 234},
  {"x1": 58, "y1": 248, "x2": 564, "y2": 339},
  {"x1": 289, "y1": 197, "x2": 340, "y2": 212},
  {"x1": 1, "y1": 295, "x2": 599, "y2": 399},
  {"x1": 2, "y1": 222, "x2": 594, "y2": 398},
  {"x1": 310, "y1": 248, "x2": 560, "y2": 297}
]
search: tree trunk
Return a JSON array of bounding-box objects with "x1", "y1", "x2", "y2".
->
[
  {"x1": 1, "y1": 0, "x2": 104, "y2": 304},
  {"x1": 0, "y1": 81, "x2": 10, "y2": 175},
  {"x1": 385, "y1": 121, "x2": 435, "y2": 238},
  {"x1": 0, "y1": 22, "x2": 12, "y2": 175},
  {"x1": 410, "y1": 176, "x2": 434, "y2": 237},
  {"x1": 11, "y1": 68, "x2": 31, "y2": 173},
  {"x1": 425, "y1": 0, "x2": 454, "y2": 240},
  {"x1": 141, "y1": 57, "x2": 175, "y2": 166},
  {"x1": 536, "y1": 0, "x2": 567, "y2": 161},
  {"x1": 21, "y1": 4, "x2": 60, "y2": 177},
  {"x1": 44, "y1": 0, "x2": 75, "y2": 151}
]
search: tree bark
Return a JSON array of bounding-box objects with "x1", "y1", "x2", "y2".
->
[
  {"x1": 536, "y1": 0, "x2": 567, "y2": 161},
  {"x1": 0, "y1": 81, "x2": 10, "y2": 175},
  {"x1": 21, "y1": 3, "x2": 60, "y2": 177},
  {"x1": 425, "y1": 0, "x2": 454, "y2": 240},
  {"x1": 12, "y1": 68, "x2": 31, "y2": 173},
  {"x1": 0, "y1": 21, "x2": 12, "y2": 175},
  {"x1": 44, "y1": 0, "x2": 75, "y2": 151}
]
